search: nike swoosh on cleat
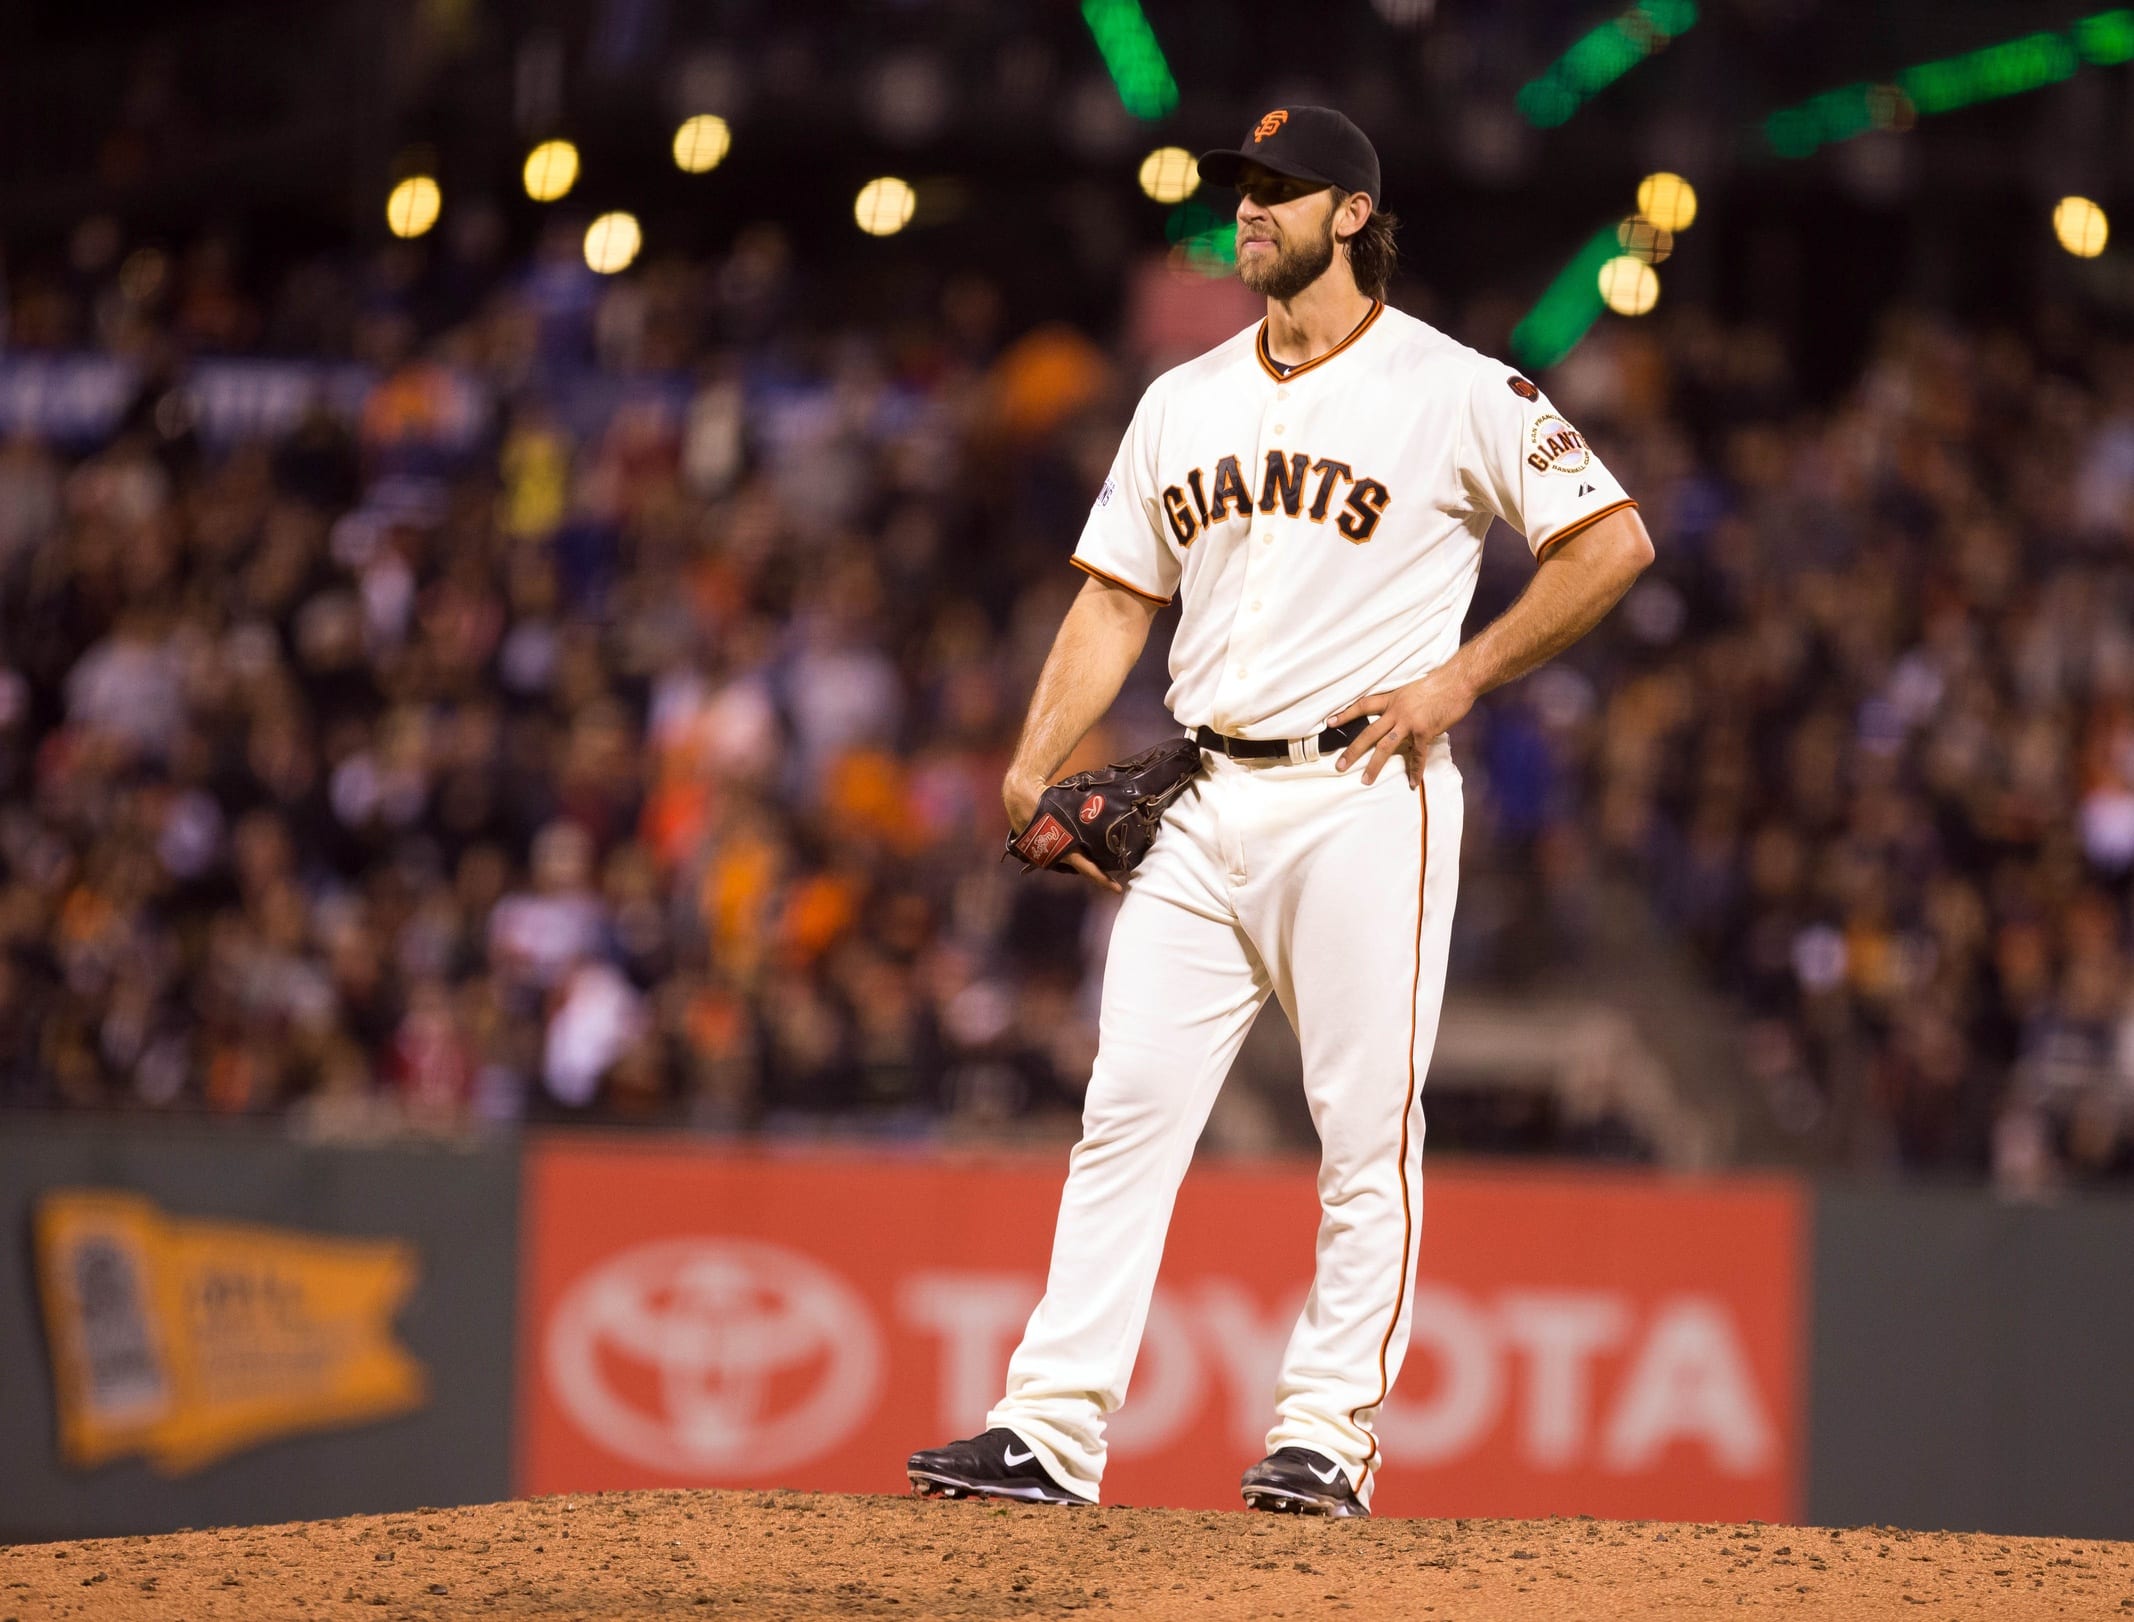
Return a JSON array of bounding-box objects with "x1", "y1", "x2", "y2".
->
[
  {"x1": 1003, "y1": 1445, "x2": 1036, "y2": 1466},
  {"x1": 1305, "y1": 1460, "x2": 1342, "y2": 1484}
]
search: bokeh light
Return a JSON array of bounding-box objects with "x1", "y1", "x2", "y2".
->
[
  {"x1": 2054, "y1": 195, "x2": 2108, "y2": 258},
  {"x1": 1636, "y1": 171, "x2": 1698, "y2": 233},
  {"x1": 1866, "y1": 83, "x2": 1917, "y2": 133},
  {"x1": 1137, "y1": 146, "x2": 1199, "y2": 204},
  {"x1": 854, "y1": 177, "x2": 917, "y2": 237},
  {"x1": 1616, "y1": 215, "x2": 1675, "y2": 264},
  {"x1": 583, "y1": 211, "x2": 643, "y2": 274},
  {"x1": 1598, "y1": 254, "x2": 1660, "y2": 316},
  {"x1": 117, "y1": 247, "x2": 168, "y2": 304},
  {"x1": 385, "y1": 176, "x2": 441, "y2": 240},
  {"x1": 673, "y1": 114, "x2": 732, "y2": 175},
  {"x1": 523, "y1": 140, "x2": 579, "y2": 203}
]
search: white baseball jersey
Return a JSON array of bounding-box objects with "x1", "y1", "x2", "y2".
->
[
  {"x1": 982, "y1": 298, "x2": 1642, "y2": 1511},
  {"x1": 1072, "y1": 300, "x2": 1637, "y2": 739}
]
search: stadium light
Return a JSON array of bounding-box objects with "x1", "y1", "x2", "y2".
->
[
  {"x1": 1516, "y1": 0, "x2": 1699, "y2": 129},
  {"x1": 854, "y1": 177, "x2": 917, "y2": 237},
  {"x1": 385, "y1": 176, "x2": 441, "y2": 240},
  {"x1": 584, "y1": 211, "x2": 642, "y2": 274},
  {"x1": 1081, "y1": 0, "x2": 1179, "y2": 120},
  {"x1": 1635, "y1": 172, "x2": 1697, "y2": 233},
  {"x1": 674, "y1": 114, "x2": 732, "y2": 175},
  {"x1": 1766, "y1": 10, "x2": 2134, "y2": 158},
  {"x1": 2055, "y1": 196, "x2": 2109, "y2": 258},
  {"x1": 1138, "y1": 147, "x2": 1199, "y2": 204},
  {"x1": 523, "y1": 140, "x2": 579, "y2": 203},
  {"x1": 1598, "y1": 255, "x2": 1661, "y2": 315}
]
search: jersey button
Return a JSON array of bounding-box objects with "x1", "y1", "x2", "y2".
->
[
  {"x1": 1249, "y1": 600, "x2": 1262, "y2": 612},
  {"x1": 1273, "y1": 423, "x2": 1287, "y2": 433}
]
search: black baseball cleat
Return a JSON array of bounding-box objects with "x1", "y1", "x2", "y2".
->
[
  {"x1": 907, "y1": 1428, "x2": 1087, "y2": 1506},
  {"x1": 1241, "y1": 1447, "x2": 1371, "y2": 1517}
]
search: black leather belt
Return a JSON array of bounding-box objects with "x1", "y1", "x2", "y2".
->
[{"x1": 1191, "y1": 717, "x2": 1368, "y2": 762}]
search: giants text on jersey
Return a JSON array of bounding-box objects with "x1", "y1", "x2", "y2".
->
[{"x1": 1072, "y1": 302, "x2": 1637, "y2": 739}]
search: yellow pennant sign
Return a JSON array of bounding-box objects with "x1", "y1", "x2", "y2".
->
[{"x1": 34, "y1": 1190, "x2": 427, "y2": 1475}]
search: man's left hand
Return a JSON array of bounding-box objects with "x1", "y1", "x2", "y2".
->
[{"x1": 1330, "y1": 665, "x2": 1478, "y2": 786}]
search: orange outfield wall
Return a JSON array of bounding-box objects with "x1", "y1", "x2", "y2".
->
[{"x1": 517, "y1": 1138, "x2": 1804, "y2": 1521}]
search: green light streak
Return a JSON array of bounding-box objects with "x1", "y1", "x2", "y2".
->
[
  {"x1": 2076, "y1": 9, "x2": 2134, "y2": 63},
  {"x1": 1516, "y1": 0, "x2": 1699, "y2": 129},
  {"x1": 1510, "y1": 226, "x2": 1623, "y2": 372},
  {"x1": 1081, "y1": 0, "x2": 1178, "y2": 121},
  {"x1": 1177, "y1": 228, "x2": 1237, "y2": 276},
  {"x1": 1164, "y1": 199, "x2": 1223, "y2": 243},
  {"x1": 1765, "y1": 10, "x2": 2131, "y2": 157},
  {"x1": 1898, "y1": 31, "x2": 2076, "y2": 115},
  {"x1": 1165, "y1": 199, "x2": 1236, "y2": 276}
]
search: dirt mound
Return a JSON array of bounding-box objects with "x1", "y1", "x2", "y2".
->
[{"x1": 4, "y1": 1490, "x2": 2129, "y2": 1619}]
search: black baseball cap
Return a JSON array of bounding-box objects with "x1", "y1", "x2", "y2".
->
[{"x1": 1197, "y1": 106, "x2": 1382, "y2": 205}]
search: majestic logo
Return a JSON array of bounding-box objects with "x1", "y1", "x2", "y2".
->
[
  {"x1": 1526, "y1": 413, "x2": 1591, "y2": 475},
  {"x1": 1079, "y1": 794, "x2": 1106, "y2": 823},
  {"x1": 1507, "y1": 376, "x2": 1540, "y2": 401},
  {"x1": 1253, "y1": 110, "x2": 1289, "y2": 142},
  {"x1": 545, "y1": 1237, "x2": 883, "y2": 1476}
]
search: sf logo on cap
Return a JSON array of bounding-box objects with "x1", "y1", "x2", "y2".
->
[{"x1": 1253, "y1": 109, "x2": 1288, "y2": 142}]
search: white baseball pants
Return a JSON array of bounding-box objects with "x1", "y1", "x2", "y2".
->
[{"x1": 988, "y1": 734, "x2": 1463, "y2": 1507}]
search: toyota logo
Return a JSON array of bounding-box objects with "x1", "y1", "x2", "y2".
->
[{"x1": 545, "y1": 1238, "x2": 884, "y2": 1476}]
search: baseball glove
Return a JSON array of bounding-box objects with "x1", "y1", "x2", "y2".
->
[{"x1": 1005, "y1": 737, "x2": 1204, "y2": 878}]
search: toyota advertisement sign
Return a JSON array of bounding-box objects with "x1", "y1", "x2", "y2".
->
[{"x1": 518, "y1": 1141, "x2": 1804, "y2": 1520}]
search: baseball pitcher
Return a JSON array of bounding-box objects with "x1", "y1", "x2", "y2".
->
[{"x1": 909, "y1": 106, "x2": 1654, "y2": 1516}]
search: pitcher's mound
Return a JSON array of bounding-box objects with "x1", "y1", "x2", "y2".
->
[{"x1": 3, "y1": 1489, "x2": 2128, "y2": 1618}]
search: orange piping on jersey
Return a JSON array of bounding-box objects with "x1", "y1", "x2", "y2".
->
[
  {"x1": 1532, "y1": 497, "x2": 1639, "y2": 563},
  {"x1": 1351, "y1": 783, "x2": 1428, "y2": 1472},
  {"x1": 1254, "y1": 299, "x2": 1385, "y2": 384},
  {"x1": 1070, "y1": 556, "x2": 1172, "y2": 605}
]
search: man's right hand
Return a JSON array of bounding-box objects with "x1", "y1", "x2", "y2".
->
[
  {"x1": 1002, "y1": 769, "x2": 1122, "y2": 895},
  {"x1": 1003, "y1": 770, "x2": 1044, "y2": 835}
]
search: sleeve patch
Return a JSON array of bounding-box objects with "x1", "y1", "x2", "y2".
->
[
  {"x1": 1095, "y1": 477, "x2": 1115, "y2": 508},
  {"x1": 1525, "y1": 414, "x2": 1591, "y2": 475}
]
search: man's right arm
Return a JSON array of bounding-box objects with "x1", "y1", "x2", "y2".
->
[{"x1": 1003, "y1": 574, "x2": 1166, "y2": 889}]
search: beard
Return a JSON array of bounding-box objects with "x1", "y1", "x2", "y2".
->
[{"x1": 1236, "y1": 208, "x2": 1337, "y2": 300}]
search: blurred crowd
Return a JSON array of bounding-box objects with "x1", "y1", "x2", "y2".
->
[
  {"x1": 3, "y1": 214, "x2": 2133, "y2": 1189},
  {"x1": 0, "y1": 218, "x2": 1162, "y2": 1143},
  {"x1": 1544, "y1": 304, "x2": 2134, "y2": 1191}
]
